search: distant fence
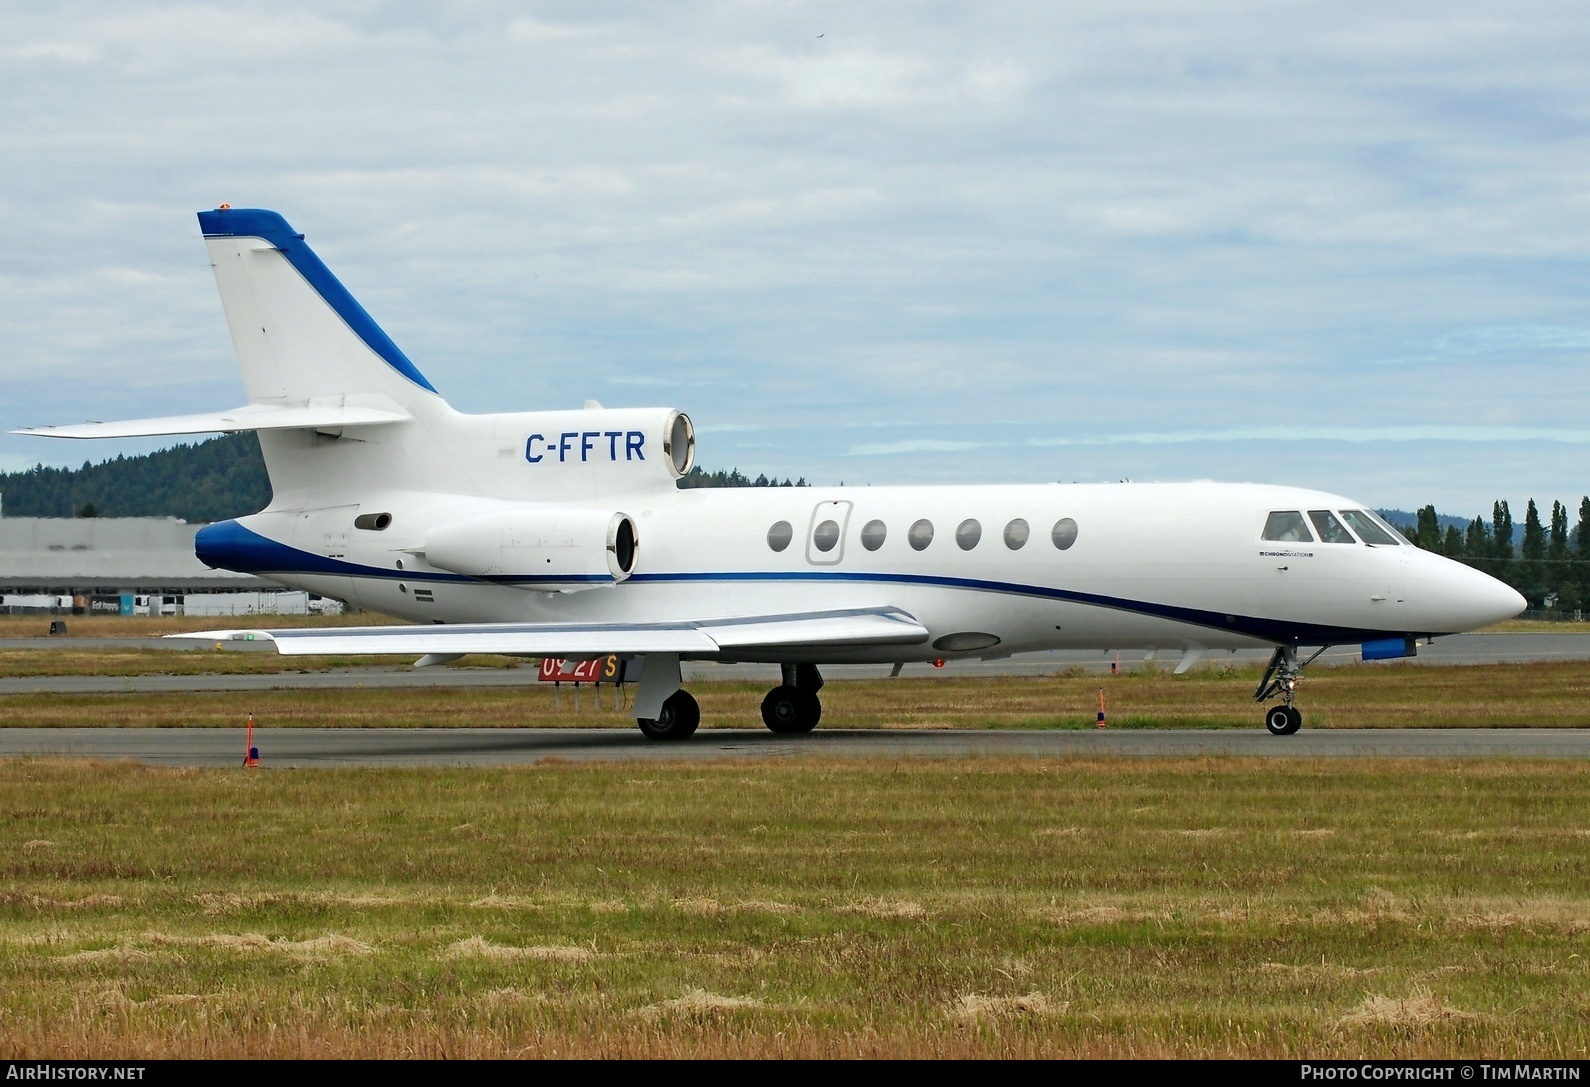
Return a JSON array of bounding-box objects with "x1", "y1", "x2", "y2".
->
[{"x1": 0, "y1": 590, "x2": 344, "y2": 617}]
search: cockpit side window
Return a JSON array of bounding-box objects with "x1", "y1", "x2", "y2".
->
[
  {"x1": 1340, "y1": 509, "x2": 1401, "y2": 546},
  {"x1": 1262, "y1": 511, "x2": 1314, "y2": 543},
  {"x1": 1308, "y1": 510, "x2": 1356, "y2": 544}
]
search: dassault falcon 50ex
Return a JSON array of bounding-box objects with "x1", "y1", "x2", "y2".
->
[{"x1": 18, "y1": 207, "x2": 1526, "y2": 738}]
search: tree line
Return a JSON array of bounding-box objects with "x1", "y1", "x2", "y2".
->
[
  {"x1": 1393, "y1": 498, "x2": 1590, "y2": 613},
  {"x1": 0, "y1": 434, "x2": 272, "y2": 523},
  {"x1": 677, "y1": 466, "x2": 808, "y2": 489},
  {"x1": 0, "y1": 433, "x2": 802, "y2": 524}
]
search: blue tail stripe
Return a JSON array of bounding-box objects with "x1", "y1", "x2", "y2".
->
[
  {"x1": 196, "y1": 520, "x2": 1411, "y2": 646},
  {"x1": 196, "y1": 208, "x2": 439, "y2": 395}
]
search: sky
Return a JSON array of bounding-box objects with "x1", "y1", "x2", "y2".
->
[{"x1": 2, "y1": 1, "x2": 1589, "y2": 519}]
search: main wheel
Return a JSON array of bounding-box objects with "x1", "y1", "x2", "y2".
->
[
  {"x1": 761, "y1": 685, "x2": 820, "y2": 734},
  {"x1": 638, "y1": 689, "x2": 700, "y2": 740},
  {"x1": 1265, "y1": 705, "x2": 1298, "y2": 736}
]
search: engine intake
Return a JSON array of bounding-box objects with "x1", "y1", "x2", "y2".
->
[{"x1": 425, "y1": 509, "x2": 638, "y2": 589}]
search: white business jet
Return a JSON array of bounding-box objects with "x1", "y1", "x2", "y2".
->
[{"x1": 18, "y1": 208, "x2": 1526, "y2": 738}]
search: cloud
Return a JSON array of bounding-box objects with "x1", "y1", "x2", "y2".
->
[
  {"x1": 849, "y1": 439, "x2": 987, "y2": 456},
  {"x1": 1027, "y1": 426, "x2": 1590, "y2": 447},
  {"x1": 1, "y1": 2, "x2": 1589, "y2": 510}
]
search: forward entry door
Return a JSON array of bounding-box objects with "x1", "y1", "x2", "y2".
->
[{"x1": 805, "y1": 500, "x2": 852, "y2": 565}]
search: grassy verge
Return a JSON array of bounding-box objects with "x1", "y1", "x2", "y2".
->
[
  {"x1": 1, "y1": 757, "x2": 1584, "y2": 1057},
  {"x1": 1, "y1": 660, "x2": 1587, "y2": 729},
  {"x1": 1481, "y1": 620, "x2": 1590, "y2": 633},
  {"x1": 0, "y1": 613, "x2": 402, "y2": 639},
  {"x1": 0, "y1": 648, "x2": 523, "y2": 677}
]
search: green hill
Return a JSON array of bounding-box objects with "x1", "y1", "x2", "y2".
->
[{"x1": 0, "y1": 434, "x2": 271, "y2": 522}]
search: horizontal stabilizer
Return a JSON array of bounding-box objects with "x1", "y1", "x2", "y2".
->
[
  {"x1": 165, "y1": 606, "x2": 930, "y2": 658},
  {"x1": 14, "y1": 403, "x2": 412, "y2": 439}
]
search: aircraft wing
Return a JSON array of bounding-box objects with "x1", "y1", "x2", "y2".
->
[{"x1": 165, "y1": 606, "x2": 930, "y2": 658}]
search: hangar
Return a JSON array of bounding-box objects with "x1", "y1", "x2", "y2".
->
[{"x1": 0, "y1": 517, "x2": 329, "y2": 616}]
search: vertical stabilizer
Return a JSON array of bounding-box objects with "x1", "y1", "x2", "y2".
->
[{"x1": 197, "y1": 208, "x2": 441, "y2": 412}]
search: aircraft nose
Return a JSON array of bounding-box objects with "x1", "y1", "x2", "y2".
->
[{"x1": 1456, "y1": 564, "x2": 1527, "y2": 628}]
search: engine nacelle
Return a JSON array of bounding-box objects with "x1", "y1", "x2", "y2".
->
[{"x1": 425, "y1": 509, "x2": 638, "y2": 589}]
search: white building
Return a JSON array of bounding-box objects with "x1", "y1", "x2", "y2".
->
[{"x1": 0, "y1": 517, "x2": 340, "y2": 615}]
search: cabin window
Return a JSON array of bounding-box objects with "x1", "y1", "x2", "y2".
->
[
  {"x1": 1051, "y1": 517, "x2": 1078, "y2": 550},
  {"x1": 812, "y1": 519, "x2": 841, "y2": 553},
  {"x1": 1308, "y1": 510, "x2": 1356, "y2": 544},
  {"x1": 767, "y1": 521, "x2": 793, "y2": 552},
  {"x1": 860, "y1": 519, "x2": 887, "y2": 551},
  {"x1": 908, "y1": 519, "x2": 935, "y2": 551},
  {"x1": 1340, "y1": 509, "x2": 1402, "y2": 546},
  {"x1": 956, "y1": 519, "x2": 982, "y2": 550},
  {"x1": 1003, "y1": 518, "x2": 1029, "y2": 550},
  {"x1": 1261, "y1": 511, "x2": 1313, "y2": 543}
]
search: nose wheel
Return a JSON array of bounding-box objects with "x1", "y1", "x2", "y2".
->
[
  {"x1": 1265, "y1": 704, "x2": 1302, "y2": 736},
  {"x1": 1254, "y1": 646, "x2": 1326, "y2": 736}
]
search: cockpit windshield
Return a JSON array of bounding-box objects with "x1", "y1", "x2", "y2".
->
[
  {"x1": 1262, "y1": 511, "x2": 1314, "y2": 543},
  {"x1": 1308, "y1": 510, "x2": 1356, "y2": 544},
  {"x1": 1340, "y1": 509, "x2": 1402, "y2": 546}
]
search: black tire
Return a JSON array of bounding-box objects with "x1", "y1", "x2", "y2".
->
[
  {"x1": 1284, "y1": 706, "x2": 1303, "y2": 735},
  {"x1": 761, "y1": 685, "x2": 819, "y2": 734},
  {"x1": 1265, "y1": 705, "x2": 1295, "y2": 736},
  {"x1": 638, "y1": 690, "x2": 700, "y2": 740},
  {"x1": 796, "y1": 689, "x2": 822, "y2": 729}
]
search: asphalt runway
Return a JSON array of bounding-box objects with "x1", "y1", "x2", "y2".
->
[
  {"x1": 0, "y1": 631, "x2": 1586, "y2": 694},
  {"x1": 2, "y1": 726, "x2": 1588, "y2": 767}
]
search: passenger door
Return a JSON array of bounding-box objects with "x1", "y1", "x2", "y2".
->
[{"x1": 805, "y1": 500, "x2": 852, "y2": 566}]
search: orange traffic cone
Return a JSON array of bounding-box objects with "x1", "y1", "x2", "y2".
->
[{"x1": 243, "y1": 711, "x2": 260, "y2": 768}]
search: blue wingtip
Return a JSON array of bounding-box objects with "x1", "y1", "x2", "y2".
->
[{"x1": 196, "y1": 207, "x2": 439, "y2": 395}]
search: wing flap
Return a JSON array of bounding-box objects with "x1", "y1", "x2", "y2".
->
[
  {"x1": 698, "y1": 607, "x2": 929, "y2": 650},
  {"x1": 165, "y1": 607, "x2": 929, "y2": 658},
  {"x1": 14, "y1": 403, "x2": 411, "y2": 439}
]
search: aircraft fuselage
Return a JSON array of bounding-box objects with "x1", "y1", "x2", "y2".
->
[{"x1": 200, "y1": 478, "x2": 1522, "y2": 665}]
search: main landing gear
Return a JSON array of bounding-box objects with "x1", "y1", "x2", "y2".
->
[
  {"x1": 761, "y1": 663, "x2": 823, "y2": 735},
  {"x1": 1253, "y1": 646, "x2": 1328, "y2": 735},
  {"x1": 637, "y1": 689, "x2": 700, "y2": 740},
  {"x1": 634, "y1": 662, "x2": 823, "y2": 741}
]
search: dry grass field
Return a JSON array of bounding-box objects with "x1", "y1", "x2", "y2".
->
[
  {"x1": 0, "y1": 757, "x2": 1585, "y2": 1058},
  {"x1": 0, "y1": 658, "x2": 1587, "y2": 730},
  {"x1": 3, "y1": 615, "x2": 1586, "y2": 1055}
]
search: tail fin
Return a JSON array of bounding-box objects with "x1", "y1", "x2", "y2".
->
[{"x1": 198, "y1": 208, "x2": 442, "y2": 411}]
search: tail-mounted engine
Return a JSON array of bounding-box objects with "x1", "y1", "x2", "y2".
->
[
  {"x1": 425, "y1": 509, "x2": 638, "y2": 590},
  {"x1": 504, "y1": 407, "x2": 694, "y2": 494}
]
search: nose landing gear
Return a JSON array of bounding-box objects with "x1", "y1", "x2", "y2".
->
[{"x1": 1254, "y1": 646, "x2": 1327, "y2": 735}]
